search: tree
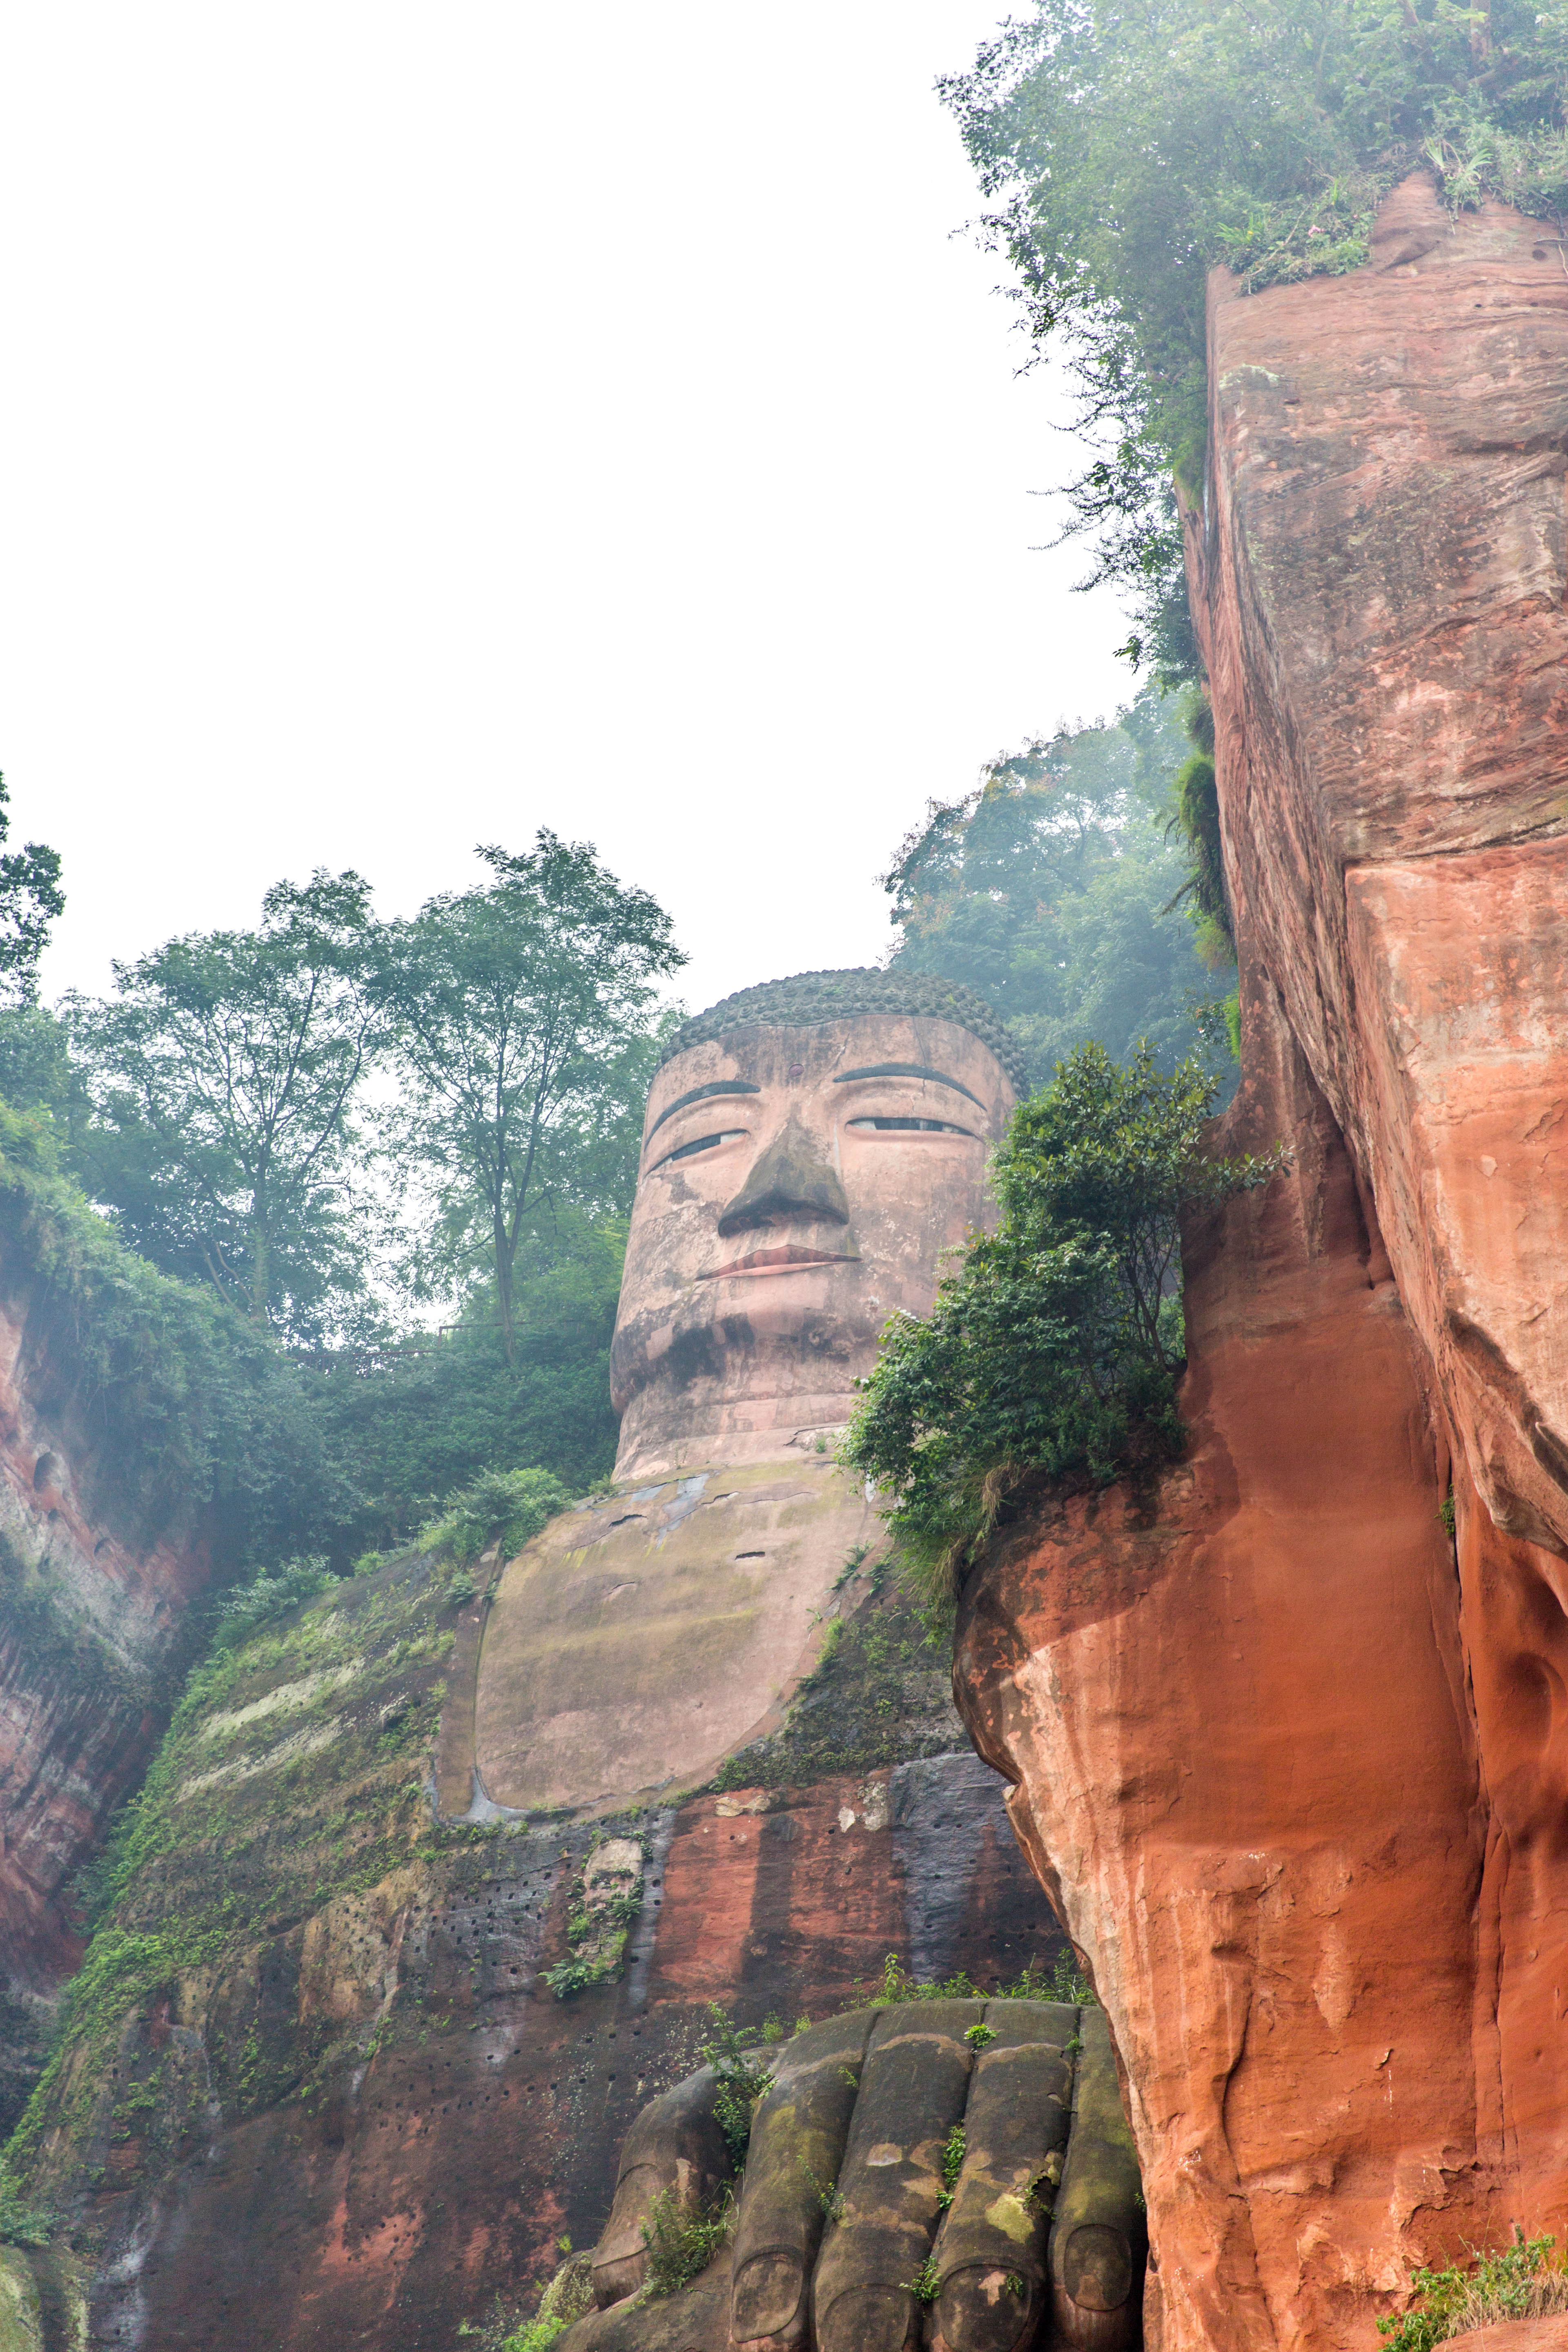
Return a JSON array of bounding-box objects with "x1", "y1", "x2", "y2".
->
[
  {"x1": 941, "y1": 0, "x2": 1568, "y2": 683},
  {"x1": 842, "y1": 1043, "x2": 1278, "y2": 1601},
  {"x1": 374, "y1": 833, "x2": 684, "y2": 1364},
  {"x1": 884, "y1": 691, "x2": 1232, "y2": 1089},
  {"x1": 0, "y1": 772, "x2": 65, "y2": 1009},
  {"x1": 65, "y1": 871, "x2": 381, "y2": 1343}
]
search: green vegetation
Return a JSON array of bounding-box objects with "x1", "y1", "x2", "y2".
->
[
  {"x1": 210, "y1": 1555, "x2": 336, "y2": 1640},
  {"x1": 843, "y1": 1044, "x2": 1278, "y2": 1603},
  {"x1": 851, "y1": 1952, "x2": 1091, "y2": 2008},
  {"x1": 372, "y1": 833, "x2": 682, "y2": 1365},
  {"x1": 885, "y1": 688, "x2": 1235, "y2": 1090},
  {"x1": 541, "y1": 1831, "x2": 646, "y2": 2001},
  {"x1": 942, "y1": 0, "x2": 1568, "y2": 683},
  {"x1": 421, "y1": 1465, "x2": 571, "y2": 1567},
  {"x1": 303, "y1": 1232, "x2": 625, "y2": 1545},
  {"x1": 640, "y1": 2185, "x2": 733, "y2": 2298},
  {"x1": 1378, "y1": 2228, "x2": 1568, "y2": 2349},
  {"x1": 459, "y1": 2255, "x2": 595, "y2": 2352},
  {"x1": 65, "y1": 872, "x2": 382, "y2": 1343},
  {"x1": 1, "y1": 1535, "x2": 526, "y2": 2194},
  {"x1": 0, "y1": 1098, "x2": 351, "y2": 1561},
  {"x1": 709, "y1": 1565, "x2": 961, "y2": 1793},
  {"x1": 937, "y1": 2123, "x2": 967, "y2": 2211},
  {"x1": 1040, "y1": 1949, "x2": 1096, "y2": 2007},
  {"x1": 0, "y1": 777, "x2": 62, "y2": 1009},
  {"x1": 699, "y1": 2007, "x2": 777, "y2": 2166},
  {"x1": 0, "y1": 832, "x2": 682, "y2": 1563},
  {"x1": 0, "y1": 2171, "x2": 53, "y2": 2249},
  {"x1": 904, "y1": 2255, "x2": 942, "y2": 2307}
]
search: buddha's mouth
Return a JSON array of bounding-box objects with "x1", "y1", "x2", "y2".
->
[{"x1": 700, "y1": 1243, "x2": 860, "y2": 1281}]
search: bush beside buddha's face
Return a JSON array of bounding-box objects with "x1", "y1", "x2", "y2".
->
[{"x1": 610, "y1": 1013, "x2": 1015, "y2": 1473}]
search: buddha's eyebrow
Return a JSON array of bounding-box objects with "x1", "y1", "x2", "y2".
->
[
  {"x1": 646, "y1": 1078, "x2": 762, "y2": 1142},
  {"x1": 833, "y1": 1062, "x2": 984, "y2": 1110}
]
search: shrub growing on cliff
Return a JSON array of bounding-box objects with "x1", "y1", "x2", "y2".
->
[
  {"x1": 421, "y1": 1463, "x2": 570, "y2": 1566},
  {"x1": 942, "y1": 0, "x2": 1568, "y2": 682},
  {"x1": 640, "y1": 2185, "x2": 734, "y2": 2298},
  {"x1": 0, "y1": 1098, "x2": 352, "y2": 1560},
  {"x1": 1380, "y1": 2228, "x2": 1568, "y2": 2349},
  {"x1": 842, "y1": 1042, "x2": 1278, "y2": 1597}
]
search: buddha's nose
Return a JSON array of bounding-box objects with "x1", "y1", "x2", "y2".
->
[{"x1": 717, "y1": 1118, "x2": 851, "y2": 1237}]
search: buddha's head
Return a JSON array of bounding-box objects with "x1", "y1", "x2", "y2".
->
[{"x1": 610, "y1": 969, "x2": 1023, "y2": 1477}]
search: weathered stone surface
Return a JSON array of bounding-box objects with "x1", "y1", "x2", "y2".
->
[
  {"x1": 1187, "y1": 170, "x2": 1568, "y2": 1561},
  {"x1": 955, "y1": 176, "x2": 1568, "y2": 2350},
  {"x1": 956, "y1": 968, "x2": 1494, "y2": 2351},
  {"x1": 0, "y1": 1259, "x2": 211, "y2": 2131},
  {"x1": 555, "y1": 1996, "x2": 1135, "y2": 2352},
  {"x1": 9, "y1": 1545, "x2": 1066, "y2": 2350},
  {"x1": 468, "y1": 1459, "x2": 881, "y2": 1814},
  {"x1": 612, "y1": 1013, "x2": 1014, "y2": 1478},
  {"x1": 1446, "y1": 2322, "x2": 1568, "y2": 2352}
]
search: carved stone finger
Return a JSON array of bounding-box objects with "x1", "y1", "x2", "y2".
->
[
  {"x1": 810, "y1": 2000, "x2": 986, "y2": 2352},
  {"x1": 927, "y1": 1999, "x2": 1076, "y2": 2352},
  {"x1": 1048, "y1": 2008, "x2": 1146, "y2": 2351},
  {"x1": 590, "y1": 2065, "x2": 733, "y2": 2310},
  {"x1": 559, "y1": 2247, "x2": 732, "y2": 2352},
  {"x1": 729, "y1": 2011, "x2": 878, "y2": 2352}
]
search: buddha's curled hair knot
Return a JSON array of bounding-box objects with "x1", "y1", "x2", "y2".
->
[{"x1": 661, "y1": 967, "x2": 1028, "y2": 1092}]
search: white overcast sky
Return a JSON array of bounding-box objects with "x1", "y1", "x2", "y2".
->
[{"x1": 2, "y1": 2, "x2": 1131, "y2": 1020}]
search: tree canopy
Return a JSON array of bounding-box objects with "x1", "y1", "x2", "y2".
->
[
  {"x1": 0, "y1": 775, "x2": 64, "y2": 1007},
  {"x1": 842, "y1": 1042, "x2": 1277, "y2": 1600},
  {"x1": 65, "y1": 873, "x2": 382, "y2": 1345},
  {"x1": 884, "y1": 688, "x2": 1234, "y2": 1088},
  {"x1": 46, "y1": 838, "x2": 683, "y2": 1544},
  {"x1": 942, "y1": 0, "x2": 1568, "y2": 680},
  {"x1": 372, "y1": 832, "x2": 684, "y2": 1364}
]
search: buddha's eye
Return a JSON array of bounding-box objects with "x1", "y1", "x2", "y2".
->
[
  {"x1": 651, "y1": 1127, "x2": 746, "y2": 1172},
  {"x1": 846, "y1": 1116, "x2": 977, "y2": 1137}
]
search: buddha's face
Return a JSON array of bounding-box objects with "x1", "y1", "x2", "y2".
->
[{"x1": 610, "y1": 1013, "x2": 1015, "y2": 1473}]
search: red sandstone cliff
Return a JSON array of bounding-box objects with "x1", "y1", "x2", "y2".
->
[
  {"x1": 0, "y1": 1243, "x2": 212, "y2": 2127},
  {"x1": 957, "y1": 174, "x2": 1568, "y2": 2350}
]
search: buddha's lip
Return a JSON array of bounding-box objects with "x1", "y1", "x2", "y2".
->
[{"x1": 700, "y1": 1244, "x2": 859, "y2": 1281}]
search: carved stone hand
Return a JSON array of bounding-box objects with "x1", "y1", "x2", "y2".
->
[{"x1": 562, "y1": 1998, "x2": 1145, "y2": 2352}]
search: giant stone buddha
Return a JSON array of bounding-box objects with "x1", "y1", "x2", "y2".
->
[{"x1": 460, "y1": 969, "x2": 1023, "y2": 1818}]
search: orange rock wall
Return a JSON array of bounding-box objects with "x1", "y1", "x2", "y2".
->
[
  {"x1": 1189, "y1": 176, "x2": 1568, "y2": 1565},
  {"x1": 958, "y1": 971, "x2": 1497, "y2": 2351},
  {"x1": 956, "y1": 174, "x2": 1568, "y2": 2349}
]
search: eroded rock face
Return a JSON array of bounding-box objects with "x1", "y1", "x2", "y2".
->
[
  {"x1": 956, "y1": 174, "x2": 1568, "y2": 2348},
  {"x1": 11, "y1": 1548, "x2": 1066, "y2": 2351},
  {"x1": 1189, "y1": 171, "x2": 1568, "y2": 1555},
  {"x1": 0, "y1": 1261, "x2": 210, "y2": 2130},
  {"x1": 462, "y1": 1457, "x2": 882, "y2": 1815},
  {"x1": 958, "y1": 972, "x2": 1494, "y2": 2350}
]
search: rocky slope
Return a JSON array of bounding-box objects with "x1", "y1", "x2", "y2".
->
[
  {"x1": 955, "y1": 173, "x2": 1568, "y2": 2350},
  {"x1": 3, "y1": 1542, "x2": 1067, "y2": 2350}
]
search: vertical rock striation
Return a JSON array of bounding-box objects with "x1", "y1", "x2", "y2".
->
[
  {"x1": 0, "y1": 1254, "x2": 211, "y2": 2130},
  {"x1": 958, "y1": 968, "x2": 1492, "y2": 2350},
  {"x1": 956, "y1": 173, "x2": 1568, "y2": 2347}
]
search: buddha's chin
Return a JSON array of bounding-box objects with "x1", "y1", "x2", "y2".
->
[{"x1": 700, "y1": 1260, "x2": 864, "y2": 1336}]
